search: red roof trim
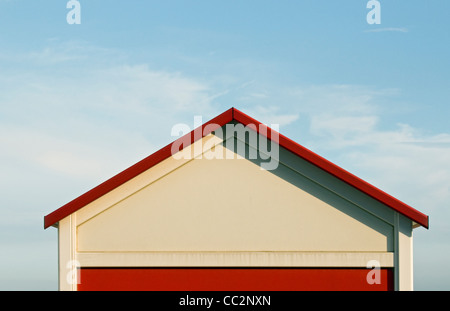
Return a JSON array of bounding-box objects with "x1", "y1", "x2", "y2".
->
[
  {"x1": 44, "y1": 107, "x2": 429, "y2": 229},
  {"x1": 233, "y1": 109, "x2": 429, "y2": 229},
  {"x1": 43, "y1": 108, "x2": 233, "y2": 229}
]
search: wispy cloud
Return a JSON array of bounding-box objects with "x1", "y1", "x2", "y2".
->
[
  {"x1": 288, "y1": 85, "x2": 449, "y2": 221},
  {"x1": 0, "y1": 43, "x2": 226, "y2": 185}
]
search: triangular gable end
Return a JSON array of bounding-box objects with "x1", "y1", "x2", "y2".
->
[
  {"x1": 43, "y1": 107, "x2": 429, "y2": 229},
  {"x1": 75, "y1": 135, "x2": 394, "y2": 252}
]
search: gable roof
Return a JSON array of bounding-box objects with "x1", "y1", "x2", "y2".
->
[{"x1": 43, "y1": 107, "x2": 429, "y2": 229}]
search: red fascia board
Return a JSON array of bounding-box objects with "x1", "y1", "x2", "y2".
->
[
  {"x1": 44, "y1": 107, "x2": 429, "y2": 229},
  {"x1": 43, "y1": 108, "x2": 233, "y2": 229},
  {"x1": 233, "y1": 108, "x2": 429, "y2": 229}
]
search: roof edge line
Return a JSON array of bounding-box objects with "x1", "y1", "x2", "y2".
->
[
  {"x1": 44, "y1": 107, "x2": 429, "y2": 229},
  {"x1": 44, "y1": 108, "x2": 234, "y2": 229},
  {"x1": 232, "y1": 108, "x2": 429, "y2": 229}
]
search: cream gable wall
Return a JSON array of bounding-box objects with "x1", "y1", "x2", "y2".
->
[{"x1": 75, "y1": 134, "x2": 394, "y2": 253}]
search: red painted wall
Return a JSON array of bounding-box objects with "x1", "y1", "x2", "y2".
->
[{"x1": 77, "y1": 268, "x2": 394, "y2": 291}]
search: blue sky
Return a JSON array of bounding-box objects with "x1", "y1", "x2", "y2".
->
[{"x1": 0, "y1": 0, "x2": 449, "y2": 290}]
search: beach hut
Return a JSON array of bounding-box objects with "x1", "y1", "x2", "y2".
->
[{"x1": 44, "y1": 108, "x2": 429, "y2": 291}]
